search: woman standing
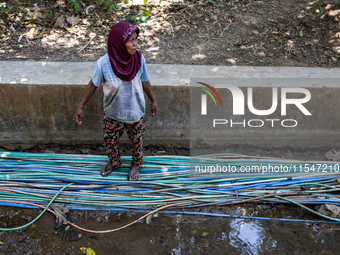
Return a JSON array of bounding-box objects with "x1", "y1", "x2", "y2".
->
[{"x1": 74, "y1": 21, "x2": 158, "y2": 181}]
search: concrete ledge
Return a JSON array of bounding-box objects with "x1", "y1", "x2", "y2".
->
[
  {"x1": 0, "y1": 61, "x2": 340, "y2": 147},
  {"x1": 2, "y1": 61, "x2": 340, "y2": 86}
]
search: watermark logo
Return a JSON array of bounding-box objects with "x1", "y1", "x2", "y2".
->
[
  {"x1": 190, "y1": 77, "x2": 340, "y2": 175},
  {"x1": 197, "y1": 82, "x2": 223, "y2": 115},
  {"x1": 198, "y1": 82, "x2": 312, "y2": 128},
  {"x1": 200, "y1": 83, "x2": 311, "y2": 116}
]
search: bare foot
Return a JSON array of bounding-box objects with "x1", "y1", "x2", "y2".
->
[
  {"x1": 100, "y1": 162, "x2": 114, "y2": 177},
  {"x1": 128, "y1": 163, "x2": 139, "y2": 181}
]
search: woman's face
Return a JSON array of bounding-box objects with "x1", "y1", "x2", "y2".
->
[{"x1": 125, "y1": 32, "x2": 138, "y2": 55}]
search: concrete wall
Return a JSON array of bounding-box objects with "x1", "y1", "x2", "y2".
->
[
  {"x1": 0, "y1": 83, "x2": 190, "y2": 146},
  {"x1": 0, "y1": 61, "x2": 340, "y2": 147}
]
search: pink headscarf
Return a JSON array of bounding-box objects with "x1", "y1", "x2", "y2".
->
[{"x1": 107, "y1": 22, "x2": 142, "y2": 81}]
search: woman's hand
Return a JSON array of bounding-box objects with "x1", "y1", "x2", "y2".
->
[
  {"x1": 150, "y1": 100, "x2": 158, "y2": 117},
  {"x1": 74, "y1": 79, "x2": 97, "y2": 125},
  {"x1": 142, "y1": 80, "x2": 158, "y2": 117},
  {"x1": 74, "y1": 107, "x2": 83, "y2": 125}
]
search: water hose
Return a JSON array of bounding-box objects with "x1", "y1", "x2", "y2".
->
[
  {"x1": 0, "y1": 183, "x2": 73, "y2": 231},
  {"x1": 1, "y1": 150, "x2": 340, "y2": 229}
]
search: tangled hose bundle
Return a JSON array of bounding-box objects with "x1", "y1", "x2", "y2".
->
[{"x1": 1, "y1": 150, "x2": 340, "y2": 227}]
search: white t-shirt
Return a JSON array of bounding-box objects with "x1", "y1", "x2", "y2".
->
[{"x1": 92, "y1": 54, "x2": 150, "y2": 123}]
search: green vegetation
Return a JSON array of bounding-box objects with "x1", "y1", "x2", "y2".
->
[
  {"x1": 0, "y1": 2, "x2": 9, "y2": 14},
  {"x1": 209, "y1": 0, "x2": 225, "y2": 8},
  {"x1": 98, "y1": 0, "x2": 121, "y2": 12},
  {"x1": 68, "y1": 0, "x2": 85, "y2": 12},
  {"x1": 312, "y1": 3, "x2": 326, "y2": 15}
]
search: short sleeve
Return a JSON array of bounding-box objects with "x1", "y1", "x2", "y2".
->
[
  {"x1": 91, "y1": 61, "x2": 104, "y2": 87},
  {"x1": 141, "y1": 55, "x2": 150, "y2": 83}
]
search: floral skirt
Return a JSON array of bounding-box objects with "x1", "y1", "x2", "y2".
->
[{"x1": 103, "y1": 115, "x2": 145, "y2": 167}]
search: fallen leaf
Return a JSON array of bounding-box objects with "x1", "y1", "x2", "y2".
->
[
  {"x1": 312, "y1": 224, "x2": 321, "y2": 234},
  {"x1": 32, "y1": 8, "x2": 43, "y2": 19},
  {"x1": 33, "y1": 35, "x2": 44, "y2": 39},
  {"x1": 241, "y1": 208, "x2": 247, "y2": 216},
  {"x1": 311, "y1": 226, "x2": 317, "y2": 232},
  {"x1": 202, "y1": 231, "x2": 209, "y2": 237},
  {"x1": 66, "y1": 15, "x2": 81, "y2": 26},
  {"x1": 44, "y1": 10, "x2": 52, "y2": 17},
  {"x1": 54, "y1": 15, "x2": 65, "y2": 28},
  {"x1": 80, "y1": 247, "x2": 96, "y2": 255},
  {"x1": 146, "y1": 214, "x2": 153, "y2": 225},
  {"x1": 56, "y1": 0, "x2": 66, "y2": 5},
  {"x1": 25, "y1": 27, "x2": 38, "y2": 40},
  {"x1": 24, "y1": 8, "x2": 40, "y2": 22}
]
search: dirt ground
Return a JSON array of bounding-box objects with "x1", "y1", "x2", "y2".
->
[
  {"x1": 0, "y1": 0, "x2": 339, "y2": 67},
  {"x1": 1, "y1": 202, "x2": 339, "y2": 255}
]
